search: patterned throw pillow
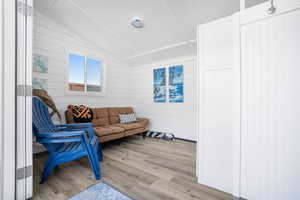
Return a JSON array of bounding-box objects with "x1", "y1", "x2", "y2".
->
[
  {"x1": 70, "y1": 105, "x2": 93, "y2": 123},
  {"x1": 119, "y1": 114, "x2": 137, "y2": 124}
]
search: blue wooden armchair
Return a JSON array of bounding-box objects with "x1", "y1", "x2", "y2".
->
[{"x1": 32, "y1": 96, "x2": 102, "y2": 183}]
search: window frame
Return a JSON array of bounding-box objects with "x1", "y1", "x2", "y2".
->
[{"x1": 65, "y1": 51, "x2": 106, "y2": 96}]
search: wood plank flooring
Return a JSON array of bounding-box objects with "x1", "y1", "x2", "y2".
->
[{"x1": 33, "y1": 135, "x2": 236, "y2": 200}]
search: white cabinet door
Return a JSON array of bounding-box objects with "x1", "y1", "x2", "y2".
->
[
  {"x1": 197, "y1": 13, "x2": 241, "y2": 197},
  {"x1": 241, "y1": 0, "x2": 300, "y2": 24},
  {"x1": 241, "y1": 8, "x2": 300, "y2": 200}
]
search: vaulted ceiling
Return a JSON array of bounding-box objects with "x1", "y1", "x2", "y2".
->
[{"x1": 34, "y1": 0, "x2": 239, "y2": 62}]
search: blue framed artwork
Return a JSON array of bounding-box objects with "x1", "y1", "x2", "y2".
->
[
  {"x1": 169, "y1": 65, "x2": 184, "y2": 103},
  {"x1": 33, "y1": 54, "x2": 48, "y2": 73},
  {"x1": 153, "y1": 68, "x2": 166, "y2": 103},
  {"x1": 33, "y1": 77, "x2": 48, "y2": 90}
]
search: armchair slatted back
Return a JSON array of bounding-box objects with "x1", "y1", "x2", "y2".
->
[
  {"x1": 32, "y1": 96, "x2": 58, "y2": 134},
  {"x1": 32, "y1": 96, "x2": 61, "y2": 151}
]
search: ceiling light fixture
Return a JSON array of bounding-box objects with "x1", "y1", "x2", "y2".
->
[{"x1": 131, "y1": 17, "x2": 144, "y2": 28}]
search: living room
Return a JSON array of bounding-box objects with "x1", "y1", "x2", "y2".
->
[
  {"x1": 1, "y1": 0, "x2": 300, "y2": 199},
  {"x1": 32, "y1": 1, "x2": 198, "y2": 142},
  {"x1": 31, "y1": 1, "x2": 202, "y2": 199}
]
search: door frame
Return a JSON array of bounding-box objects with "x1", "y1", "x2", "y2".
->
[
  {"x1": 1, "y1": 0, "x2": 17, "y2": 199},
  {"x1": 15, "y1": 0, "x2": 33, "y2": 199}
]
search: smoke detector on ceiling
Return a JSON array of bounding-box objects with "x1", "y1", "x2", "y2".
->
[{"x1": 131, "y1": 17, "x2": 144, "y2": 28}]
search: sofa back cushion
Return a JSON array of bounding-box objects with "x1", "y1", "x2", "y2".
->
[
  {"x1": 92, "y1": 108, "x2": 110, "y2": 126},
  {"x1": 66, "y1": 107, "x2": 135, "y2": 126},
  {"x1": 108, "y1": 107, "x2": 134, "y2": 124}
]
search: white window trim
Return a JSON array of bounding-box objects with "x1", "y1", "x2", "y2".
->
[{"x1": 65, "y1": 51, "x2": 106, "y2": 96}]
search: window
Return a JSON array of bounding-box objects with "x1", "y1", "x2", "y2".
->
[{"x1": 68, "y1": 53, "x2": 104, "y2": 94}]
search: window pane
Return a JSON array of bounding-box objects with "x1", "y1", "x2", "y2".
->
[
  {"x1": 86, "y1": 58, "x2": 102, "y2": 92},
  {"x1": 245, "y1": 0, "x2": 268, "y2": 8},
  {"x1": 68, "y1": 53, "x2": 85, "y2": 91}
]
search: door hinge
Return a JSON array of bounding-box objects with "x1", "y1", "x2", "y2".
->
[
  {"x1": 17, "y1": 1, "x2": 33, "y2": 17},
  {"x1": 26, "y1": 85, "x2": 32, "y2": 96},
  {"x1": 17, "y1": 85, "x2": 25, "y2": 96},
  {"x1": 17, "y1": 85, "x2": 32, "y2": 97},
  {"x1": 16, "y1": 165, "x2": 33, "y2": 180}
]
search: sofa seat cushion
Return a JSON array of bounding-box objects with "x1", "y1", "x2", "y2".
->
[
  {"x1": 93, "y1": 125, "x2": 125, "y2": 137},
  {"x1": 115, "y1": 122, "x2": 144, "y2": 131}
]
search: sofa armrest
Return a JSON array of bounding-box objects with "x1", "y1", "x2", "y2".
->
[{"x1": 136, "y1": 118, "x2": 149, "y2": 128}]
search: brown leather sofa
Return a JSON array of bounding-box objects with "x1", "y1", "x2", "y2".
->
[{"x1": 65, "y1": 107, "x2": 149, "y2": 143}]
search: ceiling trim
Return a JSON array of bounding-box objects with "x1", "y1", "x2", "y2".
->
[
  {"x1": 124, "y1": 39, "x2": 196, "y2": 60},
  {"x1": 130, "y1": 55, "x2": 196, "y2": 68}
]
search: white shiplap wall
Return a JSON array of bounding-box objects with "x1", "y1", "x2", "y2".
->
[
  {"x1": 33, "y1": 12, "x2": 130, "y2": 120},
  {"x1": 128, "y1": 56, "x2": 197, "y2": 141}
]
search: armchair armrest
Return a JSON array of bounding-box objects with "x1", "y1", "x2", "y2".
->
[
  {"x1": 36, "y1": 131, "x2": 85, "y2": 138},
  {"x1": 55, "y1": 123, "x2": 95, "y2": 137},
  {"x1": 55, "y1": 123, "x2": 93, "y2": 128},
  {"x1": 37, "y1": 137, "x2": 82, "y2": 144},
  {"x1": 36, "y1": 131, "x2": 86, "y2": 144}
]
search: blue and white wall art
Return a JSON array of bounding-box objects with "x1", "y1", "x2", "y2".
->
[
  {"x1": 33, "y1": 77, "x2": 48, "y2": 90},
  {"x1": 169, "y1": 65, "x2": 184, "y2": 103},
  {"x1": 153, "y1": 68, "x2": 166, "y2": 103},
  {"x1": 33, "y1": 54, "x2": 48, "y2": 73}
]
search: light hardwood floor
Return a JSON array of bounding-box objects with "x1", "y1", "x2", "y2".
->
[{"x1": 33, "y1": 135, "x2": 236, "y2": 200}]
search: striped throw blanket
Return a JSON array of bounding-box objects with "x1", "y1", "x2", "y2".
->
[{"x1": 144, "y1": 131, "x2": 175, "y2": 141}]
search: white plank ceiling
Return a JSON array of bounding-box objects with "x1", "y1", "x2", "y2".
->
[{"x1": 34, "y1": 0, "x2": 239, "y2": 63}]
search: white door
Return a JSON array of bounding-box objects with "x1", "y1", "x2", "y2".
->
[
  {"x1": 241, "y1": 7, "x2": 300, "y2": 200},
  {"x1": 197, "y1": 13, "x2": 241, "y2": 197},
  {"x1": 16, "y1": 0, "x2": 33, "y2": 199}
]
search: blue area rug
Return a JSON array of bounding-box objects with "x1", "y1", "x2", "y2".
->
[{"x1": 69, "y1": 182, "x2": 133, "y2": 200}]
